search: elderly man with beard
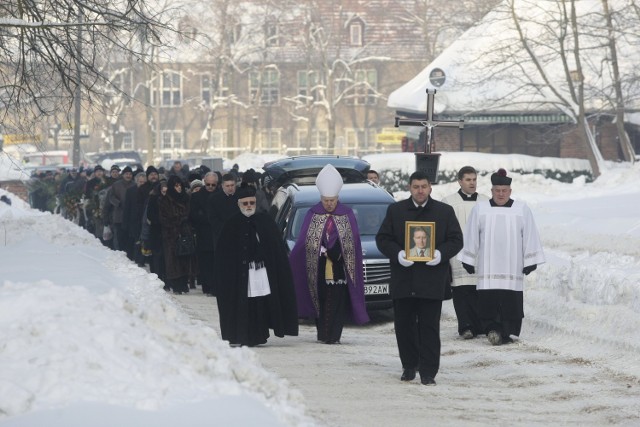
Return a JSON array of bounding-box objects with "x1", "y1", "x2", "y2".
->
[{"x1": 213, "y1": 185, "x2": 298, "y2": 347}]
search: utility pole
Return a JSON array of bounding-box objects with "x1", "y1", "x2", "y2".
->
[{"x1": 72, "y1": 13, "x2": 83, "y2": 167}]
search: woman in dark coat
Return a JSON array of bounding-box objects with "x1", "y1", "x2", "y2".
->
[
  {"x1": 145, "y1": 180, "x2": 168, "y2": 289},
  {"x1": 158, "y1": 175, "x2": 192, "y2": 294}
]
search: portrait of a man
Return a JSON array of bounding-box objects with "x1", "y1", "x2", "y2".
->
[{"x1": 405, "y1": 222, "x2": 435, "y2": 261}]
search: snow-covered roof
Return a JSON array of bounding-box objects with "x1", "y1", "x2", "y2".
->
[{"x1": 388, "y1": 0, "x2": 640, "y2": 118}]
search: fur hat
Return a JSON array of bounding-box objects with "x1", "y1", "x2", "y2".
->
[
  {"x1": 121, "y1": 166, "x2": 133, "y2": 175},
  {"x1": 236, "y1": 183, "x2": 257, "y2": 200},
  {"x1": 146, "y1": 165, "x2": 158, "y2": 177},
  {"x1": 190, "y1": 179, "x2": 204, "y2": 190},
  {"x1": 491, "y1": 168, "x2": 512, "y2": 186}
]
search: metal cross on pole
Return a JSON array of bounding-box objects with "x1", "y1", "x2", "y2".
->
[{"x1": 394, "y1": 89, "x2": 464, "y2": 153}]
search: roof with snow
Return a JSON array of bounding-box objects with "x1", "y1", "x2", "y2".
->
[{"x1": 388, "y1": 0, "x2": 640, "y2": 119}]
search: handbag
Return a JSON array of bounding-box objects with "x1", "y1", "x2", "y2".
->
[{"x1": 176, "y1": 231, "x2": 196, "y2": 257}]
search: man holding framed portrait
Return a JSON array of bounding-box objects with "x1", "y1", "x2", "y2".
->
[{"x1": 376, "y1": 171, "x2": 463, "y2": 386}]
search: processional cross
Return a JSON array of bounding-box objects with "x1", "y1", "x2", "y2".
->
[
  {"x1": 394, "y1": 89, "x2": 464, "y2": 182},
  {"x1": 394, "y1": 89, "x2": 464, "y2": 153}
]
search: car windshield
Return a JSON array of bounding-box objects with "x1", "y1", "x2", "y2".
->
[{"x1": 290, "y1": 204, "x2": 389, "y2": 240}]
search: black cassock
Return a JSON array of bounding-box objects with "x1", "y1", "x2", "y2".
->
[{"x1": 213, "y1": 212, "x2": 299, "y2": 346}]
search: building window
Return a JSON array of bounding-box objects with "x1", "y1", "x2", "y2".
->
[
  {"x1": 121, "y1": 131, "x2": 134, "y2": 150},
  {"x1": 347, "y1": 69, "x2": 377, "y2": 105},
  {"x1": 297, "y1": 70, "x2": 319, "y2": 103},
  {"x1": 201, "y1": 75, "x2": 212, "y2": 104},
  {"x1": 250, "y1": 69, "x2": 280, "y2": 106},
  {"x1": 350, "y1": 22, "x2": 363, "y2": 46},
  {"x1": 161, "y1": 130, "x2": 183, "y2": 150},
  {"x1": 202, "y1": 73, "x2": 230, "y2": 104},
  {"x1": 265, "y1": 22, "x2": 278, "y2": 47},
  {"x1": 210, "y1": 129, "x2": 227, "y2": 150},
  {"x1": 152, "y1": 71, "x2": 182, "y2": 107},
  {"x1": 259, "y1": 129, "x2": 282, "y2": 153},
  {"x1": 296, "y1": 129, "x2": 328, "y2": 154},
  {"x1": 345, "y1": 128, "x2": 376, "y2": 155},
  {"x1": 109, "y1": 69, "x2": 132, "y2": 106}
]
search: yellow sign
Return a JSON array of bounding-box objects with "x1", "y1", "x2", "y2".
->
[
  {"x1": 3, "y1": 134, "x2": 39, "y2": 145},
  {"x1": 376, "y1": 129, "x2": 405, "y2": 145}
]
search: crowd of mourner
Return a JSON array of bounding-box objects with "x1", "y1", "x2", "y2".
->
[
  {"x1": 27, "y1": 160, "x2": 272, "y2": 295},
  {"x1": 24, "y1": 160, "x2": 544, "y2": 387}
]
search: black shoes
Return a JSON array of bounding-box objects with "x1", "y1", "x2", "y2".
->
[
  {"x1": 421, "y1": 376, "x2": 436, "y2": 386},
  {"x1": 401, "y1": 369, "x2": 416, "y2": 381}
]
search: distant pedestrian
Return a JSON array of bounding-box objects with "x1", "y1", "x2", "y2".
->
[{"x1": 158, "y1": 175, "x2": 192, "y2": 294}]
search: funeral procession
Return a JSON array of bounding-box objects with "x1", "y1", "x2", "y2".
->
[{"x1": 2, "y1": 0, "x2": 640, "y2": 426}]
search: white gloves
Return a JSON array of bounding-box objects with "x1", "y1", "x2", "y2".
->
[
  {"x1": 398, "y1": 249, "x2": 441, "y2": 267},
  {"x1": 426, "y1": 250, "x2": 441, "y2": 266},
  {"x1": 397, "y1": 250, "x2": 414, "y2": 267}
]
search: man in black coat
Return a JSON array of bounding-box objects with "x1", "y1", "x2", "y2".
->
[
  {"x1": 376, "y1": 171, "x2": 463, "y2": 386},
  {"x1": 189, "y1": 171, "x2": 219, "y2": 295},
  {"x1": 213, "y1": 186, "x2": 298, "y2": 347},
  {"x1": 208, "y1": 173, "x2": 240, "y2": 248}
]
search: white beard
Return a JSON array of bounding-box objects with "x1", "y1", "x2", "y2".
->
[{"x1": 241, "y1": 209, "x2": 255, "y2": 217}]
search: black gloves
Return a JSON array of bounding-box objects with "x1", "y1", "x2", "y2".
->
[
  {"x1": 523, "y1": 264, "x2": 537, "y2": 275},
  {"x1": 462, "y1": 263, "x2": 475, "y2": 275}
]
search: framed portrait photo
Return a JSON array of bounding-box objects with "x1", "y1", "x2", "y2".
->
[{"x1": 405, "y1": 221, "x2": 436, "y2": 261}]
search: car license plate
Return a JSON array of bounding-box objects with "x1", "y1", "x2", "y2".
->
[{"x1": 364, "y1": 284, "x2": 389, "y2": 295}]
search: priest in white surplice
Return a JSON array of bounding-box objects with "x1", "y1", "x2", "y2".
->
[{"x1": 458, "y1": 168, "x2": 545, "y2": 346}]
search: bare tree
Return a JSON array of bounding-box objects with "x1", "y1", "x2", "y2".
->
[
  {"x1": 598, "y1": 0, "x2": 636, "y2": 162},
  {"x1": 0, "y1": 0, "x2": 174, "y2": 164}
]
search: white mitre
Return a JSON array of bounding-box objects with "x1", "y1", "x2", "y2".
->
[{"x1": 316, "y1": 164, "x2": 343, "y2": 197}]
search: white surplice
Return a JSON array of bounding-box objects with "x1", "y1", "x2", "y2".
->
[
  {"x1": 441, "y1": 191, "x2": 489, "y2": 287},
  {"x1": 457, "y1": 200, "x2": 545, "y2": 292}
]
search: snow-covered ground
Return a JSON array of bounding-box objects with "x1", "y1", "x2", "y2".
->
[{"x1": 0, "y1": 151, "x2": 639, "y2": 426}]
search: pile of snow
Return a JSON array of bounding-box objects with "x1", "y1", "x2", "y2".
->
[{"x1": 0, "y1": 192, "x2": 312, "y2": 426}]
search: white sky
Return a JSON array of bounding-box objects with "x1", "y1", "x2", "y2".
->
[{"x1": 1, "y1": 151, "x2": 639, "y2": 426}]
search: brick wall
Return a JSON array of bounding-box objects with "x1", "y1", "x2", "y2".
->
[{"x1": 0, "y1": 180, "x2": 29, "y2": 203}]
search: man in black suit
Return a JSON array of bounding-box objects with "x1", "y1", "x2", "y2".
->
[{"x1": 376, "y1": 171, "x2": 463, "y2": 386}]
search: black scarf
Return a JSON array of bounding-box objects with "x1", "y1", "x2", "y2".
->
[{"x1": 245, "y1": 216, "x2": 266, "y2": 269}]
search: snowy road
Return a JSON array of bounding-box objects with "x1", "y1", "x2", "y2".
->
[{"x1": 174, "y1": 290, "x2": 640, "y2": 427}]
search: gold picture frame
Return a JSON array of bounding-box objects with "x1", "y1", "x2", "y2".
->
[{"x1": 405, "y1": 221, "x2": 436, "y2": 261}]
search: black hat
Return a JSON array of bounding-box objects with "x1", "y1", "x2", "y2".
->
[
  {"x1": 491, "y1": 168, "x2": 512, "y2": 186},
  {"x1": 94, "y1": 165, "x2": 105, "y2": 172},
  {"x1": 146, "y1": 165, "x2": 158, "y2": 177},
  {"x1": 121, "y1": 166, "x2": 133, "y2": 175},
  {"x1": 110, "y1": 165, "x2": 121, "y2": 172},
  {"x1": 242, "y1": 169, "x2": 258, "y2": 184},
  {"x1": 236, "y1": 183, "x2": 256, "y2": 199}
]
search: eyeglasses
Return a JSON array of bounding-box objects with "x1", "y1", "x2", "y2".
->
[
  {"x1": 205, "y1": 184, "x2": 217, "y2": 187},
  {"x1": 240, "y1": 200, "x2": 256, "y2": 206}
]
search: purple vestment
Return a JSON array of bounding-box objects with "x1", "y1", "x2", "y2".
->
[{"x1": 289, "y1": 201, "x2": 369, "y2": 325}]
